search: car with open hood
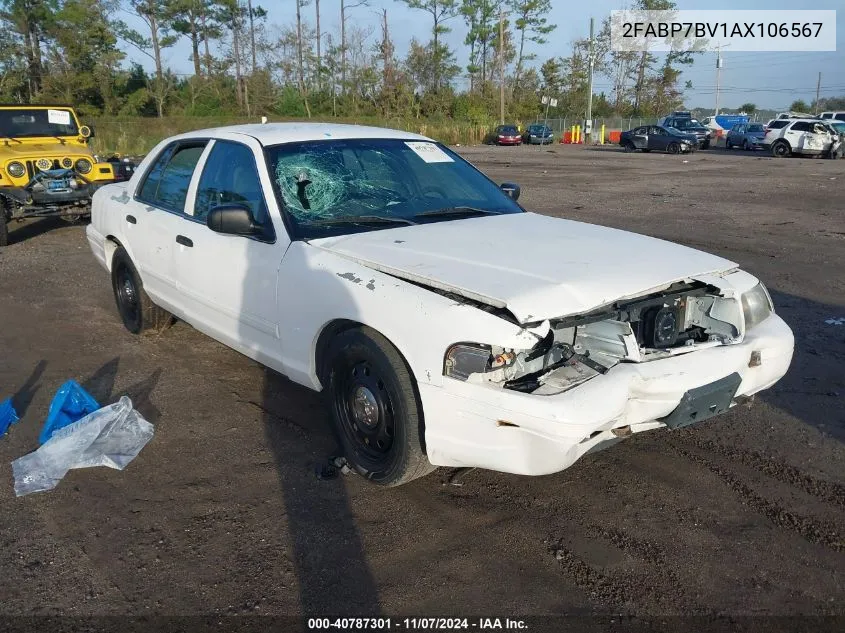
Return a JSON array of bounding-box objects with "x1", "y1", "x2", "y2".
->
[
  {"x1": 86, "y1": 123, "x2": 794, "y2": 487},
  {"x1": 0, "y1": 104, "x2": 116, "y2": 246}
]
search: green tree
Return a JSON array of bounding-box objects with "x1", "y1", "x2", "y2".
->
[
  {"x1": 739, "y1": 102, "x2": 756, "y2": 115},
  {"x1": 789, "y1": 100, "x2": 809, "y2": 113},
  {"x1": 0, "y1": 0, "x2": 58, "y2": 99},
  {"x1": 508, "y1": 0, "x2": 554, "y2": 90},
  {"x1": 398, "y1": 0, "x2": 459, "y2": 90}
]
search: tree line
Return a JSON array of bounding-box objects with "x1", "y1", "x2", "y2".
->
[{"x1": 0, "y1": 0, "x2": 711, "y2": 123}]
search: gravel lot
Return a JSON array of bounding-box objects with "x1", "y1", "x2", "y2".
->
[{"x1": 0, "y1": 144, "x2": 843, "y2": 622}]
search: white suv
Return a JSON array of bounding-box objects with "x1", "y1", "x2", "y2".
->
[{"x1": 762, "y1": 118, "x2": 836, "y2": 158}]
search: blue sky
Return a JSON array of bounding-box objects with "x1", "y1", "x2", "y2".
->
[{"x1": 139, "y1": 0, "x2": 843, "y2": 111}]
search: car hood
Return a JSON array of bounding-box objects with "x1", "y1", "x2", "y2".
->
[
  {"x1": 2, "y1": 142, "x2": 88, "y2": 157},
  {"x1": 309, "y1": 213, "x2": 738, "y2": 324}
]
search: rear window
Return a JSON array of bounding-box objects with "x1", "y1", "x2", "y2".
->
[{"x1": 748, "y1": 124, "x2": 764, "y2": 132}]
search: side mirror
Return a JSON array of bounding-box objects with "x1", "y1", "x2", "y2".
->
[
  {"x1": 500, "y1": 182, "x2": 521, "y2": 201},
  {"x1": 207, "y1": 204, "x2": 262, "y2": 236}
]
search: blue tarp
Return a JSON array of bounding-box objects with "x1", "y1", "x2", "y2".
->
[
  {"x1": 0, "y1": 398, "x2": 20, "y2": 437},
  {"x1": 40, "y1": 380, "x2": 100, "y2": 445}
]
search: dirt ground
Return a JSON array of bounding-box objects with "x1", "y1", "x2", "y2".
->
[{"x1": 0, "y1": 144, "x2": 843, "y2": 624}]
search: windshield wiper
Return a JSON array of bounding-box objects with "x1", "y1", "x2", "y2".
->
[
  {"x1": 307, "y1": 215, "x2": 417, "y2": 227},
  {"x1": 0, "y1": 135, "x2": 22, "y2": 144},
  {"x1": 414, "y1": 206, "x2": 502, "y2": 219}
]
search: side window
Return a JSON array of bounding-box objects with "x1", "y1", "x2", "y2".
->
[
  {"x1": 650, "y1": 126, "x2": 666, "y2": 136},
  {"x1": 633, "y1": 127, "x2": 647, "y2": 134},
  {"x1": 194, "y1": 140, "x2": 269, "y2": 226},
  {"x1": 836, "y1": 113, "x2": 845, "y2": 121},
  {"x1": 138, "y1": 142, "x2": 206, "y2": 213},
  {"x1": 790, "y1": 121, "x2": 811, "y2": 132}
]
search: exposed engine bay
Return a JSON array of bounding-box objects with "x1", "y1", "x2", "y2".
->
[{"x1": 445, "y1": 281, "x2": 745, "y2": 395}]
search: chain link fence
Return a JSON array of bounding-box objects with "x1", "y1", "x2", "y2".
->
[{"x1": 528, "y1": 116, "x2": 661, "y2": 133}]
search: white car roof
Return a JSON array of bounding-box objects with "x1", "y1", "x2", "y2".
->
[{"x1": 171, "y1": 122, "x2": 435, "y2": 146}]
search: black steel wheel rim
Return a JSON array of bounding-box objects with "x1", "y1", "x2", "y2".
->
[
  {"x1": 333, "y1": 359, "x2": 395, "y2": 461},
  {"x1": 116, "y1": 264, "x2": 141, "y2": 331},
  {"x1": 668, "y1": 143, "x2": 679, "y2": 154}
]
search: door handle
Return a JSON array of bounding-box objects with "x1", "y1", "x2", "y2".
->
[
  {"x1": 176, "y1": 235, "x2": 193, "y2": 247},
  {"x1": 126, "y1": 215, "x2": 136, "y2": 224}
]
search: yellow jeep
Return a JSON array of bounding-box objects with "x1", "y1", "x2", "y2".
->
[{"x1": 0, "y1": 104, "x2": 116, "y2": 246}]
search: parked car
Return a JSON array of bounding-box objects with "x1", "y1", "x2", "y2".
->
[
  {"x1": 0, "y1": 104, "x2": 116, "y2": 246},
  {"x1": 661, "y1": 114, "x2": 712, "y2": 149},
  {"x1": 725, "y1": 122, "x2": 767, "y2": 150},
  {"x1": 619, "y1": 125, "x2": 698, "y2": 153},
  {"x1": 493, "y1": 125, "x2": 522, "y2": 146},
  {"x1": 762, "y1": 118, "x2": 837, "y2": 158},
  {"x1": 524, "y1": 124, "x2": 554, "y2": 145},
  {"x1": 818, "y1": 111, "x2": 845, "y2": 122},
  {"x1": 86, "y1": 123, "x2": 794, "y2": 486}
]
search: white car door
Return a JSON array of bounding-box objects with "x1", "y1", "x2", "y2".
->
[
  {"x1": 169, "y1": 134, "x2": 291, "y2": 372},
  {"x1": 783, "y1": 121, "x2": 812, "y2": 151},
  {"x1": 128, "y1": 140, "x2": 209, "y2": 314}
]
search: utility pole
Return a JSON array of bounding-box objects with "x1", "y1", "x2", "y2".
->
[
  {"x1": 815, "y1": 72, "x2": 821, "y2": 113},
  {"x1": 586, "y1": 17, "x2": 595, "y2": 144},
  {"x1": 499, "y1": 8, "x2": 505, "y2": 125},
  {"x1": 714, "y1": 44, "x2": 726, "y2": 115}
]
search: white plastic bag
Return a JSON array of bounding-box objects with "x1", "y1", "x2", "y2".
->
[{"x1": 11, "y1": 396, "x2": 154, "y2": 497}]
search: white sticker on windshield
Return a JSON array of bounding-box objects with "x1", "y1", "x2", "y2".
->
[
  {"x1": 47, "y1": 109, "x2": 71, "y2": 125},
  {"x1": 404, "y1": 142, "x2": 454, "y2": 163}
]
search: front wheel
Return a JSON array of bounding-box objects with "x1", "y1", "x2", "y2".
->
[
  {"x1": 667, "y1": 142, "x2": 680, "y2": 154},
  {"x1": 742, "y1": 140, "x2": 750, "y2": 151},
  {"x1": 622, "y1": 141, "x2": 636, "y2": 152},
  {"x1": 0, "y1": 209, "x2": 8, "y2": 247},
  {"x1": 324, "y1": 326, "x2": 435, "y2": 487},
  {"x1": 110, "y1": 247, "x2": 172, "y2": 334}
]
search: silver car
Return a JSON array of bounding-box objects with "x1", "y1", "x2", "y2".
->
[{"x1": 725, "y1": 123, "x2": 766, "y2": 150}]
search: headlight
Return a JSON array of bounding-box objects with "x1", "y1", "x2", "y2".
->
[
  {"x1": 7, "y1": 161, "x2": 25, "y2": 178},
  {"x1": 741, "y1": 283, "x2": 773, "y2": 331},
  {"x1": 61, "y1": 157, "x2": 73, "y2": 169},
  {"x1": 444, "y1": 344, "x2": 492, "y2": 381},
  {"x1": 75, "y1": 158, "x2": 93, "y2": 174},
  {"x1": 35, "y1": 157, "x2": 52, "y2": 171}
]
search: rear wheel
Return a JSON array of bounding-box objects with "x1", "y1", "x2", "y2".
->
[
  {"x1": 324, "y1": 326, "x2": 435, "y2": 487},
  {"x1": 110, "y1": 247, "x2": 172, "y2": 335},
  {"x1": 742, "y1": 140, "x2": 750, "y2": 151},
  {"x1": 772, "y1": 140, "x2": 791, "y2": 158},
  {"x1": 667, "y1": 142, "x2": 680, "y2": 154}
]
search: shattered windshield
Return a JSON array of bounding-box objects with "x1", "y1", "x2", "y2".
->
[
  {"x1": 265, "y1": 138, "x2": 523, "y2": 238},
  {"x1": 0, "y1": 108, "x2": 79, "y2": 138}
]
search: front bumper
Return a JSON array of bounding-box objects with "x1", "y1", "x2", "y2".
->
[
  {"x1": 0, "y1": 182, "x2": 102, "y2": 217},
  {"x1": 498, "y1": 138, "x2": 522, "y2": 145},
  {"x1": 420, "y1": 313, "x2": 793, "y2": 476}
]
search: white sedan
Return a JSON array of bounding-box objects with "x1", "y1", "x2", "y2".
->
[{"x1": 86, "y1": 123, "x2": 794, "y2": 486}]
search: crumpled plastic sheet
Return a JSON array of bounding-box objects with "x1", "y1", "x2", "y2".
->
[{"x1": 11, "y1": 396, "x2": 154, "y2": 497}]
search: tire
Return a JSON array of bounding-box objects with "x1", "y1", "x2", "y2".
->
[
  {"x1": 725, "y1": 138, "x2": 732, "y2": 149},
  {"x1": 667, "y1": 142, "x2": 680, "y2": 154},
  {"x1": 323, "y1": 326, "x2": 435, "y2": 487},
  {"x1": 0, "y1": 208, "x2": 8, "y2": 247},
  {"x1": 701, "y1": 140, "x2": 710, "y2": 150},
  {"x1": 622, "y1": 140, "x2": 636, "y2": 152},
  {"x1": 772, "y1": 140, "x2": 791, "y2": 158},
  {"x1": 742, "y1": 140, "x2": 749, "y2": 151},
  {"x1": 110, "y1": 247, "x2": 172, "y2": 335},
  {"x1": 642, "y1": 149, "x2": 651, "y2": 153}
]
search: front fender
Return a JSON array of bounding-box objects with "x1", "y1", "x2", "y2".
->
[{"x1": 277, "y1": 241, "x2": 543, "y2": 391}]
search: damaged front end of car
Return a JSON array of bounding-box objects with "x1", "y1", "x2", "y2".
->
[{"x1": 442, "y1": 277, "x2": 774, "y2": 396}]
